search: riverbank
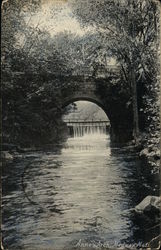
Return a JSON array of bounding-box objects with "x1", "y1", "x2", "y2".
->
[
  {"x1": 1, "y1": 142, "x2": 67, "y2": 164},
  {"x1": 139, "y1": 131, "x2": 160, "y2": 175}
]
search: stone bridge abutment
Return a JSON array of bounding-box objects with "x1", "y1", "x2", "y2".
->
[{"x1": 61, "y1": 75, "x2": 133, "y2": 144}]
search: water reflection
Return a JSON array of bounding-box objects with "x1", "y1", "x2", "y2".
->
[{"x1": 2, "y1": 132, "x2": 159, "y2": 249}]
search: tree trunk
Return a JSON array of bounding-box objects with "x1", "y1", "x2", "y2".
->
[{"x1": 131, "y1": 68, "x2": 139, "y2": 144}]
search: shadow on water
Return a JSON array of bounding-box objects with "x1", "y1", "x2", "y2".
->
[{"x1": 110, "y1": 146, "x2": 160, "y2": 247}]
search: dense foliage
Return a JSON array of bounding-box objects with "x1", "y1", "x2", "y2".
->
[
  {"x1": 1, "y1": 0, "x2": 160, "y2": 149},
  {"x1": 1, "y1": 0, "x2": 115, "y2": 146},
  {"x1": 2, "y1": 0, "x2": 68, "y2": 146},
  {"x1": 70, "y1": 0, "x2": 160, "y2": 147}
]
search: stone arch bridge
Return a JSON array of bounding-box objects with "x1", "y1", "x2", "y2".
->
[{"x1": 60, "y1": 74, "x2": 133, "y2": 143}]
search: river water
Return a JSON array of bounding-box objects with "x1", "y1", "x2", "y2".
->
[{"x1": 2, "y1": 131, "x2": 159, "y2": 249}]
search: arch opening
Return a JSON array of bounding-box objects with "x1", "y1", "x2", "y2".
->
[
  {"x1": 62, "y1": 96, "x2": 109, "y2": 116},
  {"x1": 61, "y1": 95, "x2": 133, "y2": 144},
  {"x1": 62, "y1": 100, "x2": 110, "y2": 138}
]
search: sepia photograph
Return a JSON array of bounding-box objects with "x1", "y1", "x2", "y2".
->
[{"x1": 1, "y1": 0, "x2": 161, "y2": 249}]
